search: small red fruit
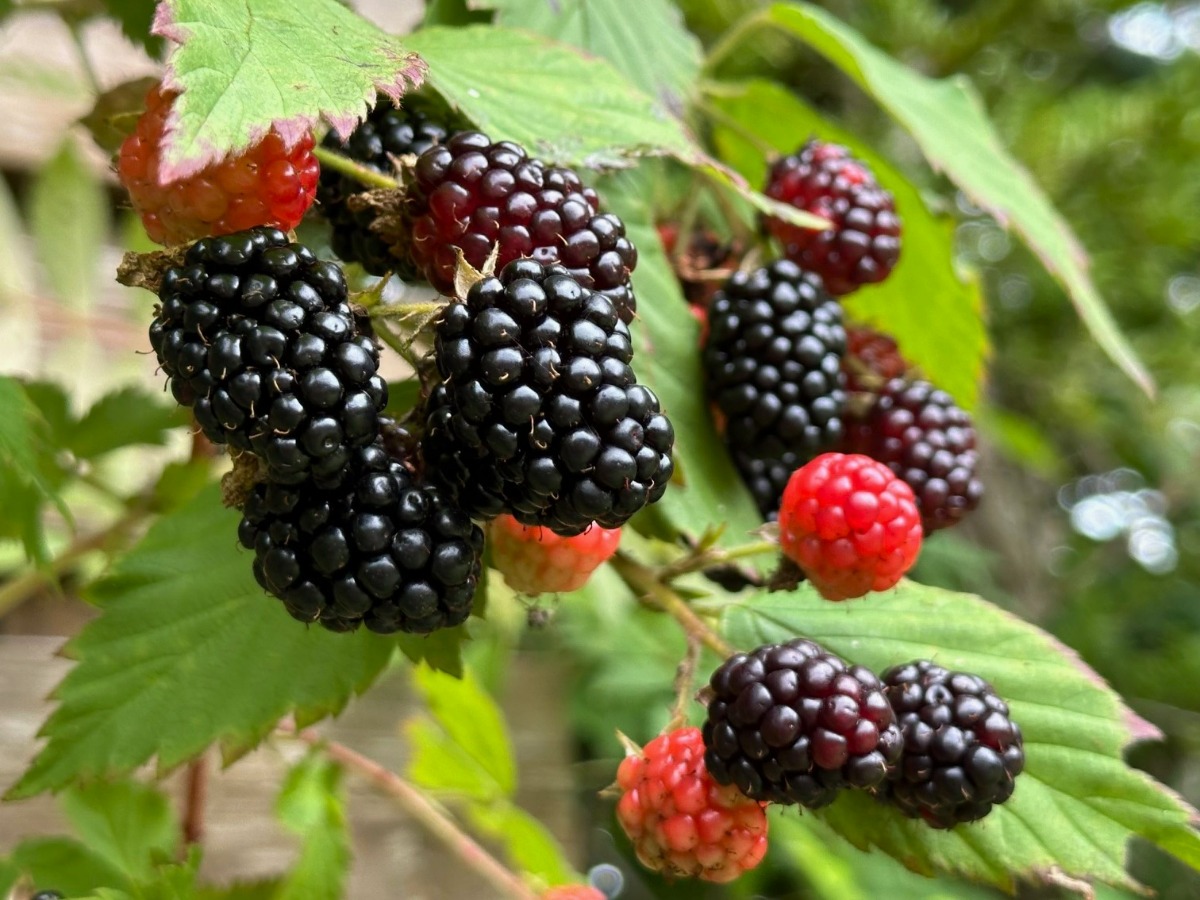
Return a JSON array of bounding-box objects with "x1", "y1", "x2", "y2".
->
[
  {"x1": 118, "y1": 84, "x2": 319, "y2": 245},
  {"x1": 844, "y1": 324, "x2": 909, "y2": 393},
  {"x1": 489, "y1": 515, "x2": 620, "y2": 594},
  {"x1": 615, "y1": 727, "x2": 768, "y2": 884},
  {"x1": 777, "y1": 452, "x2": 922, "y2": 601}
]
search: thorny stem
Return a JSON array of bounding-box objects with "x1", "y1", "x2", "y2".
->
[
  {"x1": 658, "y1": 540, "x2": 777, "y2": 583},
  {"x1": 281, "y1": 724, "x2": 538, "y2": 900},
  {"x1": 313, "y1": 145, "x2": 402, "y2": 191},
  {"x1": 181, "y1": 753, "x2": 208, "y2": 849},
  {"x1": 667, "y1": 635, "x2": 703, "y2": 731},
  {"x1": 609, "y1": 552, "x2": 734, "y2": 658}
]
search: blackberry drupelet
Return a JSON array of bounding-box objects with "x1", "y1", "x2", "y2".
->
[
  {"x1": 421, "y1": 259, "x2": 674, "y2": 536},
  {"x1": 763, "y1": 139, "x2": 901, "y2": 296},
  {"x1": 404, "y1": 131, "x2": 638, "y2": 320},
  {"x1": 317, "y1": 102, "x2": 449, "y2": 276},
  {"x1": 845, "y1": 378, "x2": 983, "y2": 532},
  {"x1": 238, "y1": 435, "x2": 484, "y2": 633},
  {"x1": 881, "y1": 660, "x2": 1025, "y2": 828},
  {"x1": 703, "y1": 260, "x2": 847, "y2": 517},
  {"x1": 702, "y1": 638, "x2": 902, "y2": 808},
  {"x1": 148, "y1": 227, "x2": 387, "y2": 486}
]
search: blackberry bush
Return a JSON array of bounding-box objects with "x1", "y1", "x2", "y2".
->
[
  {"x1": 402, "y1": 131, "x2": 639, "y2": 321},
  {"x1": 702, "y1": 638, "x2": 903, "y2": 808},
  {"x1": 238, "y1": 434, "x2": 484, "y2": 634},
  {"x1": 148, "y1": 227, "x2": 387, "y2": 485},
  {"x1": 881, "y1": 661, "x2": 1025, "y2": 828},
  {"x1": 422, "y1": 259, "x2": 674, "y2": 536},
  {"x1": 703, "y1": 260, "x2": 847, "y2": 517}
]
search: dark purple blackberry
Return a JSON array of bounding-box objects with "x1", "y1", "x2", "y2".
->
[
  {"x1": 881, "y1": 660, "x2": 1024, "y2": 828},
  {"x1": 703, "y1": 260, "x2": 847, "y2": 518},
  {"x1": 148, "y1": 227, "x2": 387, "y2": 487},
  {"x1": 702, "y1": 638, "x2": 902, "y2": 808},
  {"x1": 420, "y1": 259, "x2": 674, "y2": 536},
  {"x1": 317, "y1": 103, "x2": 449, "y2": 277},
  {"x1": 404, "y1": 131, "x2": 638, "y2": 321},
  {"x1": 763, "y1": 139, "x2": 901, "y2": 296},
  {"x1": 844, "y1": 378, "x2": 983, "y2": 532},
  {"x1": 238, "y1": 436, "x2": 483, "y2": 634}
]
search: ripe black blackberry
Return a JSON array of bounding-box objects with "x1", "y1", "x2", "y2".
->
[
  {"x1": 403, "y1": 131, "x2": 638, "y2": 321},
  {"x1": 421, "y1": 259, "x2": 674, "y2": 536},
  {"x1": 238, "y1": 434, "x2": 484, "y2": 634},
  {"x1": 763, "y1": 139, "x2": 901, "y2": 295},
  {"x1": 703, "y1": 260, "x2": 847, "y2": 517},
  {"x1": 702, "y1": 638, "x2": 902, "y2": 808},
  {"x1": 317, "y1": 102, "x2": 449, "y2": 277},
  {"x1": 880, "y1": 660, "x2": 1025, "y2": 828},
  {"x1": 844, "y1": 378, "x2": 982, "y2": 532},
  {"x1": 148, "y1": 227, "x2": 387, "y2": 486}
]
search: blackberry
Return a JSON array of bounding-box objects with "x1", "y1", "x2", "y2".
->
[
  {"x1": 703, "y1": 261, "x2": 846, "y2": 517},
  {"x1": 844, "y1": 324, "x2": 909, "y2": 393},
  {"x1": 317, "y1": 102, "x2": 449, "y2": 276},
  {"x1": 881, "y1": 660, "x2": 1024, "y2": 828},
  {"x1": 238, "y1": 436, "x2": 484, "y2": 633},
  {"x1": 421, "y1": 259, "x2": 674, "y2": 536},
  {"x1": 148, "y1": 227, "x2": 387, "y2": 486},
  {"x1": 763, "y1": 139, "x2": 901, "y2": 295},
  {"x1": 702, "y1": 638, "x2": 902, "y2": 808},
  {"x1": 404, "y1": 131, "x2": 638, "y2": 321},
  {"x1": 844, "y1": 378, "x2": 982, "y2": 532}
]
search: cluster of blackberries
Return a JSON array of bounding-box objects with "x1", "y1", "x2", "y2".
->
[
  {"x1": 149, "y1": 227, "x2": 483, "y2": 634},
  {"x1": 702, "y1": 638, "x2": 1024, "y2": 828},
  {"x1": 696, "y1": 140, "x2": 981, "y2": 532}
]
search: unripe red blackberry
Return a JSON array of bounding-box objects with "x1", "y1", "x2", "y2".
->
[
  {"x1": 148, "y1": 227, "x2": 387, "y2": 486},
  {"x1": 489, "y1": 515, "x2": 621, "y2": 594},
  {"x1": 881, "y1": 660, "x2": 1025, "y2": 828},
  {"x1": 763, "y1": 140, "x2": 901, "y2": 295},
  {"x1": 119, "y1": 84, "x2": 318, "y2": 245},
  {"x1": 404, "y1": 131, "x2": 638, "y2": 320},
  {"x1": 616, "y1": 727, "x2": 769, "y2": 883},
  {"x1": 702, "y1": 638, "x2": 902, "y2": 808},
  {"x1": 238, "y1": 437, "x2": 483, "y2": 634},
  {"x1": 421, "y1": 259, "x2": 674, "y2": 536},
  {"x1": 703, "y1": 260, "x2": 846, "y2": 517},
  {"x1": 845, "y1": 378, "x2": 983, "y2": 532},
  {"x1": 317, "y1": 102, "x2": 449, "y2": 277}
]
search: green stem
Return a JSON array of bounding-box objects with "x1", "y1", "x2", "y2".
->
[
  {"x1": 313, "y1": 145, "x2": 401, "y2": 191},
  {"x1": 0, "y1": 504, "x2": 151, "y2": 618},
  {"x1": 702, "y1": 8, "x2": 771, "y2": 75},
  {"x1": 282, "y1": 725, "x2": 538, "y2": 900},
  {"x1": 659, "y1": 539, "x2": 777, "y2": 582},
  {"x1": 609, "y1": 552, "x2": 734, "y2": 658}
]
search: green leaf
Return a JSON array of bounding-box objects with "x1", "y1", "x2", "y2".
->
[
  {"x1": 466, "y1": 803, "x2": 575, "y2": 885},
  {"x1": 154, "y1": 0, "x2": 425, "y2": 180},
  {"x1": 68, "y1": 387, "x2": 185, "y2": 459},
  {"x1": 396, "y1": 626, "x2": 466, "y2": 679},
  {"x1": 0, "y1": 376, "x2": 68, "y2": 560},
  {"x1": 732, "y1": 2, "x2": 1152, "y2": 397},
  {"x1": 406, "y1": 25, "x2": 693, "y2": 167},
  {"x1": 479, "y1": 0, "x2": 702, "y2": 111},
  {"x1": 410, "y1": 664, "x2": 515, "y2": 795},
  {"x1": 597, "y1": 166, "x2": 764, "y2": 548},
  {"x1": 105, "y1": 0, "x2": 163, "y2": 57},
  {"x1": 405, "y1": 718, "x2": 501, "y2": 800},
  {"x1": 722, "y1": 583, "x2": 1200, "y2": 891},
  {"x1": 59, "y1": 779, "x2": 179, "y2": 882},
  {"x1": 29, "y1": 139, "x2": 107, "y2": 310},
  {"x1": 10, "y1": 837, "x2": 130, "y2": 896},
  {"x1": 276, "y1": 754, "x2": 349, "y2": 900},
  {"x1": 421, "y1": 0, "x2": 491, "y2": 27},
  {"x1": 7, "y1": 484, "x2": 396, "y2": 799},
  {"x1": 706, "y1": 79, "x2": 987, "y2": 409}
]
